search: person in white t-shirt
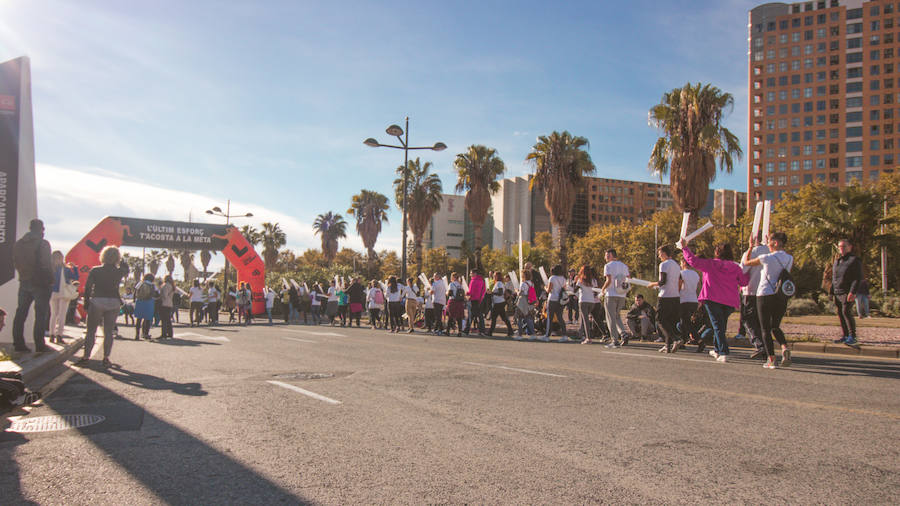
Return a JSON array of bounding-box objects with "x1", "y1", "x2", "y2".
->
[
  {"x1": 575, "y1": 264, "x2": 599, "y2": 345},
  {"x1": 325, "y1": 281, "x2": 339, "y2": 325},
  {"x1": 601, "y1": 249, "x2": 630, "y2": 347},
  {"x1": 265, "y1": 287, "x2": 276, "y2": 324},
  {"x1": 649, "y1": 245, "x2": 682, "y2": 353},
  {"x1": 207, "y1": 283, "x2": 220, "y2": 324},
  {"x1": 404, "y1": 277, "x2": 420, "y2": 333},
  {"x1": 678, "y1": 258, "x2": 701, "y2": 348},
  {"x1": 742, "y1": 232, "x2": 795, "y2": 369},
  {"x1": 542, "y1": 264, "x2": 570, "y2": 342},
  {"x1": 431, "y1": 273, "x2": 447, "y2": 335},
  {"x1": 189, "y1": 279, "x2": 205, "y2": 327},
  {"x1": 740, "y1": 243, "x2": 771, "y2": 358},
  {"x1": 366, "y1": 280, "x2": 384, "y2": 329},
  {"x1": 309, "y1": 284, "x2": 322, "y2": 325},
  {"x1": 423, "y1": 283, "x2": 435, "y2": 332},
  {"x1": 487, "y1": 272, "x2": 513, "y2": 337}
]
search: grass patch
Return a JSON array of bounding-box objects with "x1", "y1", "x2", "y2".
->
[
  {"x1": 782, "y1": 315, "x2": 900, "y2": 328},
  {"x1": 0, "y1": 350, "x2": 11, "y2": 362},
  {"x1": 786, "y1": 334, "x2": 821, "y2": 343}
]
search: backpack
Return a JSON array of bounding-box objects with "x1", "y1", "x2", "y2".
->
[
  {"x1": 452, "y1": 285, "x2": 465, "y2": 301},
  {"x1": 614, "y1": 273, "x2": 630, "y2": 293},
  {"x1": 769, "y1": 255, "x2": 796, "y2": 298},
  {"x1": 527, "y1": 283, "x2": 537, "y2": 305},
  {"x1": 136, "y1": 282, "x2": 154, "y2": 300},
  {"x1": 373, "y1": 288, "x2": 385, "y2": 305}
]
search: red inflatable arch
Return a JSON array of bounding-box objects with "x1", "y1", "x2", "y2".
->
[{"x1": 66, "y1": 216, "x2": 266, "y2": 315}]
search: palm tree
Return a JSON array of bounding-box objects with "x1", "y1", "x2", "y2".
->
[
  {"x1": 648, "y1": 82, "x2": 743, "y2": 230},
  {"x1": 200, "y1": 250, "x2": 213, "y2": 279},
  {"x1": 348, "y1": 190, "x2": 390, "y2": 277},
  {"x1": 454, "y1": 145, "x2": 506, "y2": 269},
  {"x1": 178, "y1": 250, "x2": 195, "y2": 281},
  {"x1": 260, "y1": 222, "x2": 287, "y2": 269},
  {"x1": 312, "y1": 212, "x2": 348, "y2": 265},
  {"x1": 393, "y1": 157, "x2": 443, "y2": 275},
  {"x1": 147, "y1": 250, "x2": 164, "y2": 277},
  {"x1": 240, "y1": 224, "x2": 263, "y2": 248},
  {"x1": 526, "y1": 131, "x2": 595, "y2": 268},
  {"x1": 165, "y1": 253, "x2": 176, "y2": 277}
]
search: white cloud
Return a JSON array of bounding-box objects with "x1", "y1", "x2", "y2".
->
[{"x1": 35, "y1": 163, "x2": 397, "y2": 264}]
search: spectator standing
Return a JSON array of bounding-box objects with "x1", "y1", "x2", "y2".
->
[
  {"x1": 49, "y1": 251, "x2": 78, "y2": 344},
  {"x1": 81, "y1": 246, "x2": 129, "y2": 366},
  {"x1": 189, "y1": 279, "x2": 204, "y2": 327},
  {"x1": 602, "y1": 249, "x2": 630, "y2": 348},
  {"x1": 831, "y1": 239, "x2": 863, "y2": 346},
  {"x1": 158, "y1": 275, "x2": 175, "y2": 339},
  {"x1": 11, "y1": 219, "x2": 53, "y2": 352}
]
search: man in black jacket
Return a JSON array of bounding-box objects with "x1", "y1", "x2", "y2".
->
[
  {"x1": 11, "y1": 219, "x2": 53, "y2": 352},
  {"x1": 832, "y1": 239, "x2": 863, "y2": 346}
]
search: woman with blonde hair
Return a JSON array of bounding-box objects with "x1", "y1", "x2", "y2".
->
[
  {"x1": 80, "y1": 246, "x2": 129, "y2": 366},
  {"x1": 49, "y1": 250, "x2": 78, "y2": 344}
]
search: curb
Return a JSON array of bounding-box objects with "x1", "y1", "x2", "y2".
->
[
  {"x1": 723, "y1": 338, "x2": 899, "y2": 359},
  {"x1": 0, "y1": 329, "x2": 85, "y2": 384}
]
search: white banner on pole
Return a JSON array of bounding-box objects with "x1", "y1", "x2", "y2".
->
[
  {"x1": 751, "y1": 201, "x2": 764, "y2": 242},
  {"x1": 518, "y1": 224, "x2": 524, "y2": 285},
  {"x1": 538, "y1": 266, "x2": 549, "y2": 285},
  {"x1": 680, "y1": 212, "x2": 690, "y2": 239},
  {"x1": 508, "y1": 271, "x2": 519, "y2": 288},
  {"x1": 762, "y1": 200, "x2": 772, "y2": 244},
  {"x1": 625, "y1": 277, "x2": 652, "y2": 287},
  {"x1": 289, "y1": 279, "x2": 300, "y2": 290},
  {"x1": 419, "y1": 273, "x2": 430, "y2": 287},
  {"x1": 684, "y1": 221, "x2": 714, "y2": 242},
  {"x1": 460, "y1": 276, "x2": 469, "y2": 292}
]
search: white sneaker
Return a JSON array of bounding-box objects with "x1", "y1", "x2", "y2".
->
[
  {"x1": 709, "y1": 350, "x2": 719, "y2": 359},
  {"x1": 659, "y1": 345, "x2": 669, "y2": 353},
  {"x1": 763, "y1": 361, "x2": 776, "y2": 369},
  {"x1": 716, "y1": 355, "x2": 728, "y2": 363}
]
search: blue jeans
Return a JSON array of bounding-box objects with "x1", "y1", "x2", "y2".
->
[
  {"x1": 855, "y1": 294, "x2": 870, "y2": 318},
  {"x1": 12, "y1": 279, "x2": 50, "y2": 350},
  {"x1": 703, "y1": 301, "x2": 733, "y2": 356},
  {"x1": 266, "y1": 307, "x2": 273, "y2": 324},
  {"x1": 517, "y1": 313, "x2": 535, "y2": 336}
]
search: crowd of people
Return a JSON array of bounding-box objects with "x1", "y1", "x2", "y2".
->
[{"x1": 2, "y1": 218, "x2": 871, "y2": 377}]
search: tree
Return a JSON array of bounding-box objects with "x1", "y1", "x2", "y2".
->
[
  {"x1": 261, "y1": 222, "x2": 287, "y2": 269},
  {"x1": 178, "y1": 250, "x2": 195, "y2": 281},
  {"x1": 348, "y1": 189, "x2": 390, "y2": 277},
  {"x1": 312, "y1": 212, "x2": 348, "y2": 266},
  {"x1": 526, "y1": 131, "x2": 595, "y2": 268},
  {"x1": 648, "y1": 82, "x2": 743, "y2": 230},
  {"x1": 147, "y1": 250, "x2": 165, "y2": 277},
  {"x1": 165, "y1": 253, "x2": 176, "y2": 277},
  {"x1": 122, "y1": 253, "x2": 143, "y2": 284},
  {"x1": 240, "y1": 225, "x2": 263, "y2": 247},
  {"x1": 393, "y1": 157, "x2": 443, "y2": 275},
  {"x1": 379, "y1": 250, "x2": 401, "y2": 278},
  {"x1": 453, "y1": 145, "x2": 506, "y2": 268},
  {"x1": 200, "y1": 250, "x2": 213, "y2": 279}
]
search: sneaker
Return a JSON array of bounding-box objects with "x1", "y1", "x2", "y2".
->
[
  {"x1": 833, "y1": 336, "x2": 847, "y2": 344},
  {"x1": 621, "y1": 337, "x2": 629, "y2": 346},
  {"x1": 716, "y1": 355, "x2": 728, "y2": 363},
  {"x1": 654, "y1": 337, "x2": 664, "y2": 343},
  {"x1": 844, "y1": 336, "x2": 859, "y2": 346},
  {"x1": 780, "y1": 350, "x2": 792, "y2": 367},
  {"x1": 605, "y1": 342, "x2": 619, "y2": 349},
  {"x1": 539, "y1": 336, "x2": 550, "y2": 342},
  {"x1": 671, "y1": 340, "x2": 682, "y2": 353},
  {"x1": 513, "y1": 335, "x2": 523, "y2": 341},
  {"x1": 763, "y1": 361, "x2": 776, "y2": 370},
  {"x1": 709, "y1": 350, "x2": 719, "y2": 359},
  {"x1": 581, "y1": 338, "x2": 592, "y2": 345},
  {"x1": 659, "y1": 345, "x2": 670, "y2": 353}
]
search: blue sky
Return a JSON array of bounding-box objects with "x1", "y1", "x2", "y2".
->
[{"x1": 1, "y1": 0, "x2": 758, "y2": 261}]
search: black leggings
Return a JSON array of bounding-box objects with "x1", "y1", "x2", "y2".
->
[
  {"x1": 369, "y1": 308, "x2": 381, "y2": 327},
  {"x1": 543, "y1": 300, "x2": 565, "y2": 337},
  {"x1": 657, "y1": 297, "x2": 680, "y2": 346},
  {"x1": 679, "y1": 302, "x2": 699, "y2": 342},
  {"x1": 388, "y1": 301, "x2": 403, "y2": 330},
  {"x1": 488, "y1": 302, "x2": 513, "y2": 336},
  {"x1": 834, "y1": 294, "x2": 857, "y2": 338},
  {"x1": 757, "y1": 294, "x2": 788, "y2": 357},
  {"x1": 433, "y1": 303, "x2": 444, "y2": 332}
]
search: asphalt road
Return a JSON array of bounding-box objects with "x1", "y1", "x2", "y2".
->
[{"x1": 3, "y1": 319, "x2": 899, "y2": 505}]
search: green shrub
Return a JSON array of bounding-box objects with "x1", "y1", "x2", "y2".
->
[
  {"x1": 786, "y1": 298, "x2": 820, "y2": 316},
  {"x1": 879, "y1": 297, "x2": 900, "y2": 317}
]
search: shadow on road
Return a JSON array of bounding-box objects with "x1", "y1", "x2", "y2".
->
[
  {"x1": 153, "y1": 338, "x2": 223, "y2": 347},
  {"x1": 781, "y1": 356, "x2": 900, "y2": 379},
  {"x1": 103, "y1": 364, "x2": 208, "y2": 396},
  {"x1": 1, "y1": 370, "x2": 308, "y2": 504}
]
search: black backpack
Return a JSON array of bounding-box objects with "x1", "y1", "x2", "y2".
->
[
  {"x1": 767, "y1": 254, "x2": 796, "y2": 298},
  {"x1": 453, "y1": 285, "x2": 465, "y2": 301}
]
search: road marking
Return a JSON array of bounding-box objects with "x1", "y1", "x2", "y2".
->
[
  {"x1": 282, "y1": 336, "x2": 318, "y2": 344},
  {"x1": 463, "y1": 362, "x2": 568, "y2": 378},
  {"x1": 281, "y1": 329, "x2": 346, "y2": 337},
  {"x1": 174, "y1": 332, "x2": 230, "y2": 342},
  {"x1": 267, "y1": 381, "x2": 341, "y2": 405}
]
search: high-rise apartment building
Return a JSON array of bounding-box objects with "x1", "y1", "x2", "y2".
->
[
  {"x1": 424, "y1": 193, "x2": 493, "y2": 258},
  {"x1": 748, "y1": 0, "x2": 896, "y2": 209}
]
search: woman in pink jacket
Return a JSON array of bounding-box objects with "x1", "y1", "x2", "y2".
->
[{"x1": 681, "y1": 238, "x2": 749, "y2": 363}]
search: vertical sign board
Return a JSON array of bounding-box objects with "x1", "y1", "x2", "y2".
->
[{"x1": 0, "y1": 57, "x2": 36, "y2": 345}]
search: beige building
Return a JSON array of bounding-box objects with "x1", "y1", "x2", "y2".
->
[{"x1": 425, "y1": 194, "x2": 494, "y2": 258}]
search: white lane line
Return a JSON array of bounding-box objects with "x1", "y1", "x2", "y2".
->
[
  {"x1": 281, "y1": 336, "x2": 318, "y2": 344},
  {"x1": 463, "y1": 362, "x2": 568, "y2": 378},
  {"x1": 279, "y1": 329, "x2": 347, "y2": 337},
  {"x1": 267, "y1": 381, "x2": 341, "y2": 405},
  {"x1": 603, "y1": 350, "x2": 726, "y2": 364},
  {"x1": 174, "y1": 332, "x2": 230, "y2": 342}
]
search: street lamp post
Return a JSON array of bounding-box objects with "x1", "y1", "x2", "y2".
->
[
  {"x1": 206, "y1": 199, "x2": 253, "y2": 286},
  {"x1": 364, "y1": 117, "x2": 446, "y2": 280}
]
